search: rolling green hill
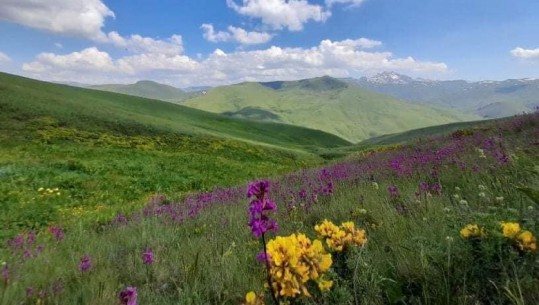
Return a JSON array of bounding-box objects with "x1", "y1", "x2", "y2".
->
[
  {"x1": 90, "y1": 80, "x2": 191, "y2": 102},
  {"x1": 0, "y1": 72, "x2": 349, "y2": 234},
  {"x1": 181, "y1": 76, "x2": 481, "y2": 143},
  {"x1": 1, "y1": 73, "x2": 349, "y2": 151}
]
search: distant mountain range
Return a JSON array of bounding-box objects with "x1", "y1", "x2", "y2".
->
[
  {"x1": 349, "y1": 72, "x2": 539, "y2": 118},
  {"x1": 90, "y1": 80, "x2": 194, "y2": 102},
  {"x1": 180, "y1": 76, "x2": 479, "y2": 143}
]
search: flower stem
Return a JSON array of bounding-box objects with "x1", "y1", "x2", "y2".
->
[{"x1": 261, "y1": 233, "x2": 279, "y2": 305}]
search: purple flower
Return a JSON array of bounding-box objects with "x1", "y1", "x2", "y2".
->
[
  {"x1": 388, "y1": 185, "x2": 399, "y2": 200},
  {"x1": 1, "y1": 264, "x2": 9, "y2": 284},
  {"x1": 26, "y1": 230, "x2": 36, "y2": 246},
  {"x1": 247, "y1": 180, "x2": 270, "y2": 199},
  {"x1": 256, "y1": 250, "x2": 272, "y2": 263},
  {"x1": 247, "y1": 180, "x2": 278, "y2": 238},
  {"x1": 49, "y1": 226, "x2": 64, "y2": 242},
  {"x1": 7, "y1": 234, "x2": 24, "y2": 251},
  {"x1": 419, "y1": 182, "x2": 429, "y2": 192},
  {"x1": 113, "y1": 213, "x2": 129, "y2": 226},
  {"x1": 119, "y1": 287, "x2": 138, "y2": 305},
  {"x1": 36, "y1": 245, "x2": 45, "y2": 254},
  {"x1": 431, "y1": 182, "x2": 442, "y2": 195},
  {"x1": 142, "y1": 248, "x2": 154, "y2": 265},
  {"x1": 23, "y1": 249, "x2": 32, "y2": 259},
  {"x1": 79, "y1": 256, "x2": 92, "y2": 272}
]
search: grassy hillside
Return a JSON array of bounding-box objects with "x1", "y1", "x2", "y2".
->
[
  {"x1": 90, "y1": 80, "x2": 191, "y2": 102},
  {"x1": 1, "y1": 111, "x2": 537, "y2": 305},
  {"x1": 0, "y1": 72, "x2": 349, "y2": 236},
  {"x1": 181, "y1": 76, "x2": 480, "y2": 143}
]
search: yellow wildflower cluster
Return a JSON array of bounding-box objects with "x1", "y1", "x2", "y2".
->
[
  {"x1": 500, "y1": 222, "x2": 537, "y2": 252},
  {"x1": 38, "y1": 187, "x2": 60, "y2": 196},
  {"x1": 314, "y1": 220, "x2": 367, "y2": 252},
  {"x1": 265, "y1": 233, "x2": 333, "y2": 298},
  {"x1": 242, "y1": 291, "x2": 265, "y2": 305},
  {"x1": 459, "y1": 224, "x2": 485, "y2": 239}
]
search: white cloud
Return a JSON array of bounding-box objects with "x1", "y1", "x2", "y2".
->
[
  {"x1": 0, "y1": 0, "x2": 184, "y2": 57},
  {"x1": 0, "y1": 51, "x2": 11, "y2": 63},
  {"x1": 102, "y1": 32, "x2": 184, "y2": 55},
  {"x1": 201, "y1": 24, "x2": 273, "y2": 45},
  {"x1": 226, "y1": 0, "x2": 331, "y2": 31},
  {"x1": 325, "y1": 0, "x2": 365, "y2": 7},
  {"x1": 22, "y1": 47, "x2": 121, "y2": 73},
  {"x1": 0, "y1": 0, "x2": 114, "y2": 40},
  {"x1": 510, "y1": 47, "x2": 539, "y2": 60},
  {"x1": 22, "y1": 38, "x2": 447, "y2": 87}
]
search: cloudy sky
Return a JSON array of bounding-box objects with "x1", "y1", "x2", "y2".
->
[{"x1": 0, "y1": 0, "x2": 538, "y2": 87}]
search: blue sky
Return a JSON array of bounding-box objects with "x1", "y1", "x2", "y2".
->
[{"x1": 0, "y1": 0, "x2": 538, "y2": 87}]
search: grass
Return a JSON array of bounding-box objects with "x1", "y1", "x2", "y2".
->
[
  {"x1": 0, "y1": 72, "x2": 350, "y2": 238},
  {"x1": 1, "y1": 107, "x2": 537, "y2": 304}
]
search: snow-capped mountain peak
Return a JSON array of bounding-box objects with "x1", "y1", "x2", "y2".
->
[{"x1": 364, "y1": 72, "x2": 414, "y2": 84}]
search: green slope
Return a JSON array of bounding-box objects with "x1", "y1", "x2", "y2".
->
[
  {"x1": 0, "y1": 73, "x2": 349, "y2": 151},
  {"x1": 0, "y1": 72, "x2": 349, "y2": 234},
  {"x1": 181, "y1": 76, "x2": 481, "y2": 143},
  {"x1": 90, "y1": 80, "x2": 190, "y2": 102}
]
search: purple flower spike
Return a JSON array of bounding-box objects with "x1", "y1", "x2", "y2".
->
[
  {"x1": 79, "y1": 256, "x2": 92, "y2": 272},
  {"x1": 142, "y1": 248, "x2": 154, "y2": 265},
  {"x1": 247, "y1": 180, "x2": 270, "y2": 199},
  {"x1": 119, "y1": 287, "x2": 138, "y2": 305}
]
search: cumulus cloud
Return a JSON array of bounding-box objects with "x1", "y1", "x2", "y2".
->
[
  {"x1": 22, "y1": 38, "x2": 447, "y2": 87},
  {"x1": 102, "y1": 32, "x2": 184, "y2": 55},
  {"x1": 0, "y1": 51, "x2": 11, "y2": 63},
  {"x1": 226, "y1": 0, "x2": 331, "y2": 31},
  {"x1": 0, "y1": 0, "x2": 184, "y2": 57},
  {"x1": 201, "y1": 24, "x2": 273, "y2": 45},
  {"x1": 510, "y1": 47, "x2": 539, "y2": 60},
  {"x1": 0, "y1": 0, "x2": 114, "y2": 40},
  {"x1": 325, "y1": 0, "x2": 365, "y2": 7}
]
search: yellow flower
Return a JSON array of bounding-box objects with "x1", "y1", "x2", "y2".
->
[
  {"x1": 314, "y1": 219, "x2": 340, "y2": 239},
  {"x1": 460, "y1": 224, "x2": 484, "y2": 239},
  {"x1": 317, "y1": 278, "x2": 333, "y2": 291},
  {"x1": 315, "y1": 220, "x2": 367, "y2": 252},
  {"x1": 265, "y1": 233, "x2": 333, "y2": 298},
  {"x1": 500, "y1": 222, "x2": 521, "y2": 238},
  {"x1": 243, "y1": 291, "x2": 264, "y2": 305},
  {"x1": 516, "y1": 231, "x2": 537, "y2": 252}
]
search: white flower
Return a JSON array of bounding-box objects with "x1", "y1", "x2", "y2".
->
[
  {"x1": 454, "y1": 186, "x2": 461, "y2": 192},
  {"x1": 478, "y1": 192, "x2": 486, "y2": 198},
  {"x1": 459, "y1": 199, "x2": 469, "y2": 206},
  {"x1": 453, "y1": 194, "x2": 460, "y2": 199},
  {"x1": 445, "y1": 236, "x2": 454, "y2": 242},
  {"x1": 371, "y1": 182, "x2": 379, "y2": 190},
  {"x1": 495, "y1": 196, "x2": 504, "y2": 202},
  {"x1": 478, "y1": 185, "x2": 487, "y2": 191},
  {"x1": 443, "y1": 207, "x2": 451, "y2": 213}
]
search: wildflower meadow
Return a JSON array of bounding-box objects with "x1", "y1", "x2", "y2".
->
[{"x1": 1, "y1": 112, "x2": 538, "y2": 304}]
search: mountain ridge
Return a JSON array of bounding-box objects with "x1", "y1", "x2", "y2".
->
[
  {"x1": 350, "y1": 72, "x2": 539, "y2": 118},
  {"x1": 181, "y1": 76, "x2": 480, "y2": 143}
]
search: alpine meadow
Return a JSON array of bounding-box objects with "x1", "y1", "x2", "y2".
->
[{"x1": 1, "y1": 1, "x2": 539, "y2": 305}]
